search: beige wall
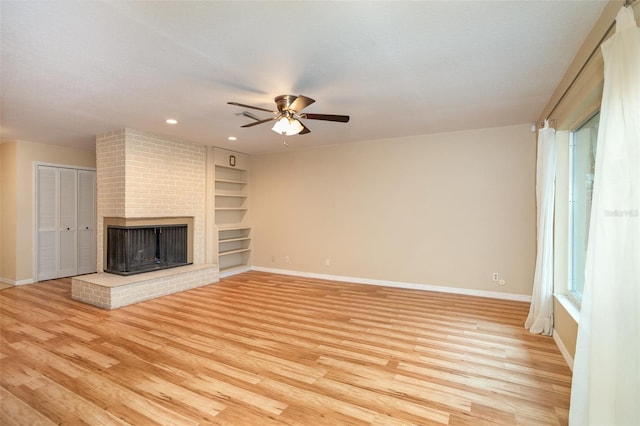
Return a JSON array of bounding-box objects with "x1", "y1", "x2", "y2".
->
[
  {"x1": 554, "y1": 298, "x2": 578, "y2": 360},
  {"x1": 0, "y1": 140, "x2": 95, "y2": 284},
  {"x1": 251, "y1": 124, "x2": 536, "y2": 296},
  {"x1": 0, "y1": 145, "x2": 2, "y2": 280},
  {"x1": 1, "y1": 142, "x2": 18, "y2": 283}
]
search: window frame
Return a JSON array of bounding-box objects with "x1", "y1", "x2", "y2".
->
[
  {"x1": 567, "y1": 111, "x2": 600, "y2": 305},
  {"x1": 567, "y1": 131, "x2": 581, "y2": 306}
]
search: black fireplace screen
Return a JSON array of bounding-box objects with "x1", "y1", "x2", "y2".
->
[{"x1": 106, "y1": 225, "x2": 190, "y2": 276}]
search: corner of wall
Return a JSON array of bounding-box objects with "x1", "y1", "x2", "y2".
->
[
  {"x1": 553, "y1": 296, "x2": 578, "y2": 369},
  {"x1": 0, "y1": 143, "x2": 4, "y2": 282},
  {"x1": 553, "y1": 329, "x2": 574, "y2": 371},
  {"x1": 0, "y1": 142, "x2": 18, "y2": 283}
]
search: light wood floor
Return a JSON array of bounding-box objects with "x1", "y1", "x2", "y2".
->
[{"x1": 0, "y1": 271, "x2": 571, "y2": 425}]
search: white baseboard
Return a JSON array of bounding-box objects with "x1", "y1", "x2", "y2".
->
[
  {"x1": 251, "y1": 266, "x2": 531, "y2": 302},
  {"x1": 553, "y1": 328, "x2": 574, "y2": 371},
  {"x1": 219, "y1": 265, "x2": 252, "y2": 279},
  {"x1": 0, "y1": 277, "x2": 34, "y2": 286}
]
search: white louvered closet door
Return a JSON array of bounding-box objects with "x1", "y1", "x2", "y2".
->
[
  {"x1": 58, "y1": 168, "x2": 78, "y2": 277},
  {"x1": 36, "y1": 166, "x2": 96, "y2": 280},
  {"x1": 77, "y1": 170, "x2": 96, "y2": 275},
  {"x1": 37, "y1": 167, "x2": 59, "y2": 280}
]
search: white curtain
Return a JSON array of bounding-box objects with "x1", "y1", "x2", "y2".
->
[
  {"x1": 569, "y1": 6, "x2": 640, "y2": 426},
  {"x1": 525, "y1": 120, "x2": 556, "y2": 336}
]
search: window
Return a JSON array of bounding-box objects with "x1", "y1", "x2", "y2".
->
[{"x1": 568, "y1": 112, "x2": 600, "y2": 300}]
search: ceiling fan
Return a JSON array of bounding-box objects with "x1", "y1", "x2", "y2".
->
[{"x1": 228, "y1": 95, "x2": 349, "y2": 136}]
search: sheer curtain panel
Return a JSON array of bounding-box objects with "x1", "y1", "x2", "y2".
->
[
  {"x1": 525, "y1": 121, "x2": 556, "y2": 336},
  {"x1": 569, "y1": 6, "x2": 640, "y2": 425}
]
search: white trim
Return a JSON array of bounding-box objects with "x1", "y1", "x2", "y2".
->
[
  {"x1": 553, "y1": 327, "x2": 574, "y2": 371},
  {"x1": 34, "y1": 161, "x2": 96, "y2": 172},
  {"x1": 33, "y1": 163, "x2": 39, "y2": 282},
  {"x1": 251, "y1": 266, "x2": 532, "y2": 302},
  {"x1": 219, "y1": 265, "x2": 252, "y2": 278},
  {"x1": 0, "y1": 277, "x2": 34, "y2": 286},
  {"x1": 554, "y1": 293, "x2": 580, "y2": 323},
  {"x1": 567, "y1": 131, "x2": 576, "y2": 294}
]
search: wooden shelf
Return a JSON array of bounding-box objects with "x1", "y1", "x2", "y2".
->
[
  {"x1": 219, "y1": 237, "x2": 251, "y2": 243},
  {"x1": 215, "y1": 179, "x2": 247, "y2": 185},
  {"x1": 219, "y1": 248, "x2": 251, "y2": 256},
  {"x1": 215, "y1": 164, "x2": 247, "y2": 172},
  {"x1": 218, "y1": 226, "x2": 251, "y2": 232},
  {"x1": 214, "y1": 148, "x2": 251, "y2": 275}
]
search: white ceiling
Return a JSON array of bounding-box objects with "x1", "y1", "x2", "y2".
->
[{"x1": 1, "y1": 1, "x2": 607, "y2": 155}]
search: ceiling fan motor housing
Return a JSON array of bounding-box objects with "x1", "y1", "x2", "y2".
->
[{"x1": 275, "y1": 95, "x2": 297, "y2": 112}]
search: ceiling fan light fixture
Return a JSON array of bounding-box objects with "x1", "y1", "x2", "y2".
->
[
  {"x1": 272, "y1": 116, "x2": 303, "y2": 135},
  {"x1": 229, "y1": 95, "x2": 349, "y2": 136}
]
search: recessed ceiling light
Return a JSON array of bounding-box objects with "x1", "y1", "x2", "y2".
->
[
  {"x1": 165, "y1": 118, "x2": 178, "y2": 124},
  {"x1": 228, "y1": 136, "x2": 237, "y2": 141}
]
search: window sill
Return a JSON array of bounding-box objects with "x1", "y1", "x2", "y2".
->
[{"x1": 554, "y1": 293, "x2": 581, "y2": 324}]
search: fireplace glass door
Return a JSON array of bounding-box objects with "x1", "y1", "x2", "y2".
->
[{"x1": 106, "y1": 225, "x2": 189, "y2": 275}]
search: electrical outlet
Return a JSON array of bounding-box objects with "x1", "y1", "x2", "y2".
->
[
  {"x1": 271, "y1": 255, "x2": 275, "y2": 263},
  {"x1": 284, "y1": 256, "x2": 289, "y2": 263},
  {"x1": 325, "y1": 258, "x2": 331, "y2": 267},
  {"x1": 492, "y1": 272, "x2": 499, "y2": 281}
]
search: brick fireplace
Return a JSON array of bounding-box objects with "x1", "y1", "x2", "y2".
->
[{"x1": 72, "y1": 129, "x2": 218, "y2": 309}]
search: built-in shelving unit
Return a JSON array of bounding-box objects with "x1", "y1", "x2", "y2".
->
[{"x1": 213, "y1": 148, "x2": 251, "y2": 276}]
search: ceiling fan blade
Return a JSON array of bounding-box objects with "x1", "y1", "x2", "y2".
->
[
  {"x1": 240, "y1": 117, "x2": 277, "y2": 128},
  {"x1": 299, "y1": 122, "x2": 311, "y2": 135},
  {"x1": 288, "y1": 95, "x2": 315, "y2": 113},
  {"x1": 235, "y1": 111, "x2": 262, "y2": 122},
  {"x1": 300, "y1": 113, "x2": 350, "y2": 123},
  {"x1": 228, "y1": 102, "x2": 275, "y2": 113}
]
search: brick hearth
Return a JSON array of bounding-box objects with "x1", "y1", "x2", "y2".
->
[{"x1": 72, "y1": 264, "x2": 218, "y2": 309}]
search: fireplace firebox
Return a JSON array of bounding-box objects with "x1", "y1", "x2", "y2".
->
[{"x1": 106, "y1": 224, "x2": 190, "y2": 276}]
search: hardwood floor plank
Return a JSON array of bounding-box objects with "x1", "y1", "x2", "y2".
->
[
  {"x1": 9, "y1": 340, "x2": 88, "y2": 379},
  {"x1": 394, "y1": 373, "x2": 562, "y2": 424},
  {"x1": 132, "y1": 375, "x2": 228, "y2": 418},
  {"x1": 316, "y1": 355, "x2": 471, "y2": 416},
  {"x1": 0, "y1": 271, "x2": 572, "y2": 425},
  {"x1": 0, "y1": 359, "x2": 48, "y2": 388},
  {"x1": 2, "y1": 323, "x2": 57, "y2": 343},
  {"x1": 53, "y1": 341, "x2": 121, "y2": 369},
  {"x1": 45, "y1": 322, "x2": 100, "y2": 342},
  {"x1": 402, "y1": 354, "x2": 559, "y2": 391},
  {"x1": 0, "y1": 386, "x2": 55, "y2": 426},
  {"x1": 469, "y1": 403, "x2": 518, "y2": 424},
  {"x1": 313, "y1": 376, "x2": 451, "y2": 425},
  {"x1": 257, "y1": 377, "x2": 379, "y2": 424},
  {"x1": 316, "y1": 344, "x2": 390, "y2": 366},
  {"x1": 395, "y1": 361, "x2": 569, "y2": 408},
  {"x1": 16, "y1": 379, "x2": 127, "y2": 425},
  {"x1": 244, "y1": 350, "x2": 328, "y2": 384},
  {"x1": 183, "y1": 373, "x2": 288, "y2": 415},
  {"x1": 74, "y1": 371, "x2": 200, "y2": 426},
  {"x1": 164, "y1": 338, "x2": 265, "y2": 384}
]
